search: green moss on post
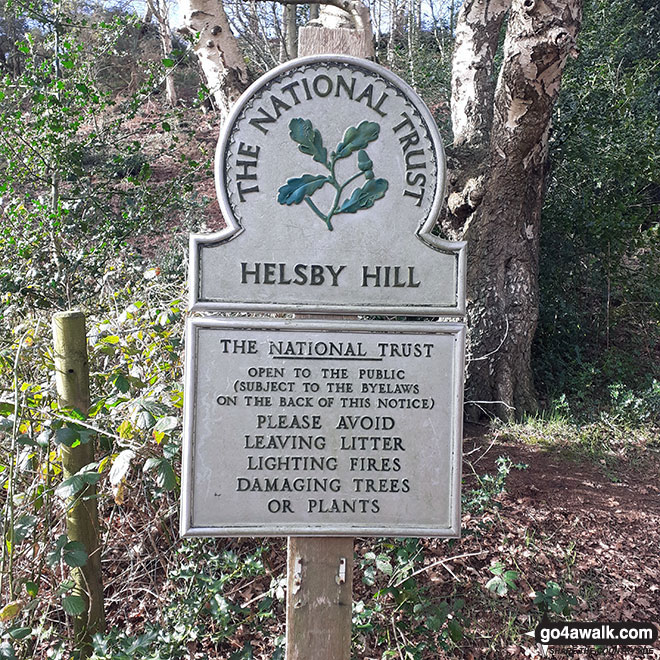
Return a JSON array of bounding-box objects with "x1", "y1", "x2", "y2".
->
[{"x1": 52, "y1": 311, "x2": 105, "y2": 658}]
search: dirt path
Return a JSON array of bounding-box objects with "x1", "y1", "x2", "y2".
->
[{"x1": 454, "y1": 427, "x2": 660, "y2": 659}]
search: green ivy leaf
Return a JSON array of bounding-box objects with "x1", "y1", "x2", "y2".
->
[
  {"x1": 338, "y1": 178, "x2": 389, "y2": 214},
  {"x1": 277, "y1": 174, "x2": 329, "y2": 205},
  {"x1": 112, "y1": 373, "x2": 130, "y2": 393},
  {"x1": 0, "y1": 641, "x2": 17, "y2": 660},
  {"x1": 143, "y1": 457, "x2": 177, "y2": 491},
  {"x1": 134, "y1": 409, "x2": 156, "y2": 430},
  {"x1": 447, "y1": 618, "x2": 463, "y2": 642},
  {"x1": 0, "y1": 402, "x2": 15, "y2": 415},
  {"x1": 153, "y1": 416, "x2": 178, "y2": 433},
  {"x1": 8, "y1": 627, "x2": 31, "y2": 640},
  {"x1": 56, "y1": 469, "x2": 101, "y2": 499},
  {"x1": 54, "y1": 426, "x2": 79, "y2": 447},
  {"x1": 486, "y1": 575, "x2": 508, "y2": 596},
  {"x1": 25, "y1": 581, "x2": 39, "y2": 597},
  {"x1": 13, "y1": 515, "x2": 37, "y2": 544},
  {"x1": 334, "y1": 121, "x2": 380, "y2": 159},
  {"x1": 46, "y1": 534, "x2": 69, "y2": 566},
  {"x1": 288, "y1": 118, "x2": 327, "y2": 164},
  {"x1": 375, "y1": 556, "x2": 393, "y2": 575}
]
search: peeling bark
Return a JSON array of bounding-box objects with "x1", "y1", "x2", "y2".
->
[
  {"x1": 179, "y1": 0, "x2": 248, "y2": 121},
  {"x1": 448, "y1": 0, "x2": 582, "y2": 418},
  {"x1": 451, "y1": 0, "x2": 510, "y2": 149}
]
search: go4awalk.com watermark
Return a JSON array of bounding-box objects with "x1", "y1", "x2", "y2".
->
[{"x1": 528, "y1": 617, "x2": 659, "y2": 654}]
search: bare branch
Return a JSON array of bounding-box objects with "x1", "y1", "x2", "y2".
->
[
  {"x1": 249, "y1": 0, "x2": 351, "y2": 9},
  {"x1": 247, "y1": 0, "x2": 372, "y2": 31}
]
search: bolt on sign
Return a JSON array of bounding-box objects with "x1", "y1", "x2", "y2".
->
[{"x1": 181, "y1": 55, "x2": 466, "y2": 537}]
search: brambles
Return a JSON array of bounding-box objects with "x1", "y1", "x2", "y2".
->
[{"x1": 354, "y1": 539, "x2": 465, "y2": 658}]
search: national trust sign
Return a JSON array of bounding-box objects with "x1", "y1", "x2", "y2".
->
[{"x1": 181, "y1": 56, "x2": 466, "y2": 537}]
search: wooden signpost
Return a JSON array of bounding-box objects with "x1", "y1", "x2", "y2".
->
[{"x1": 181, "y1": 56, "x2": 466, "y2": 659}]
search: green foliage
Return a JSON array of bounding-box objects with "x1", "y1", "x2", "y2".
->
[
  {"x1": 378, "y1": 30, "x2": 454, "y2": 138},
  {"x1": 354, "y1": 539, "x2": 465, "y2": 657},
  {"x1": 533, "y1": 581, "x2": 577, "y2": 617},
  {"x1": 499, "y1": 382, "x2": 659, "y2": 474},
  {"x1": 608, "y1": 380, "x2": 660, "y2": 426},
  {"x1": 0, "y1": 279, "x2": 185, "y2": 658},
  {"x1": 91, "y1": 540, "x2": 281, "y2": 659},
  {"x1": 0, "y1": 4, "x2": 205, "y2": 313},
  {"x1": 463, "y1": 456, "x2": 528, "y2": 515},
  {"x1": 536, "y1": 0, "x2": 660, "y2": 404},
  {"x1": 47, "y1": 535, "x2": 88, "y2": 568},
  {"x1": 485, "y1": 562, "x2": 519, "y2": 597}
]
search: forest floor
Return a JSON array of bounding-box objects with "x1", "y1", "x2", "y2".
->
[
  {"x1": 447, "y1": 423, "x2": 660, "y2": 659},
  {"x1": 96, "y1": 421, "x2": 660, "y2": 660}
]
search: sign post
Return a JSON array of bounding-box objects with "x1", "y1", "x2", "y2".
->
[{"x1": 181, "y1": 56, "x2": 466, "y2": 659}]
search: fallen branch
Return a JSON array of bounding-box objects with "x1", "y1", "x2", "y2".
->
[{"x1": 393, "y1": 549, "x2": 487, "y2": 587}]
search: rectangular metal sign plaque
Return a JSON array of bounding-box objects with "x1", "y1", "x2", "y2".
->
[{"x1": 181, "y1": 318, "x2": 464, "y2": 537}]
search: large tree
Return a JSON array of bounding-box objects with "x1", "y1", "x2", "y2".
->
[
  {"x1": 182, "y1": 0, "x2": 582, "y2": 418},
  {"x1": 445, "y1": 0, "x2": 582, "y2": 418}
]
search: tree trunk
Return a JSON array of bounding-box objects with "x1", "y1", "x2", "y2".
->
[
  {"x1": 52, "y1": 312, "x2": 105, "y2": 659},
  {"x1": 146, "y1": 0, "x2": 178, "y2": 106},
  {"x1": 285, "y1": 3, "x2": 298, "y2": 59},
  {"x1": 446, "y1": 0, "x2": 582, "y2": 418},
  {"x1": 179, "y1": 0, "x2": 248, "y2": 121}
]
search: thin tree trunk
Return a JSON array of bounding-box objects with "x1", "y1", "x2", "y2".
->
[
  {"x1": 406, "y1": 0, "x2": 418, "y2": 89},
  {"x1": 53, "y1": 312, "x2": 105, "y2": 659},
  {"x1": 279, "y1": 4, "x2": 288, "y2": 62},
  {"x1": 446, "y1": 0, "x2": 582, "y2": 418},
  {"x1": 387, "y1": 0, "x2": 396, "y2": 64},
  {"x1": 146, "y1": 0, "x2": 177, "y2": 106},
  {"x1": 285, "y1": 3, "x2": 298, "y2": 59},
  {"x1": 450, "y1": 0, "x2": 509, "y2": 152}
]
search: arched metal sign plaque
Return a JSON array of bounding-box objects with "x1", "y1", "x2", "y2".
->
[{"x1": 190, "y1": 55, "x2": 465, "y2": 316}]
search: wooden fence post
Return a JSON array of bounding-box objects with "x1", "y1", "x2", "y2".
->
[{"x1": 52, "y1": 311, "x2": 105, "y2": 658}]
